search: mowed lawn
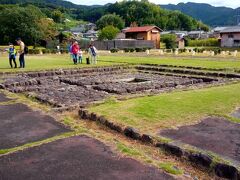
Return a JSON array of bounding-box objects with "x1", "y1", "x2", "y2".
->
[
  {"x1": 0, "y1": 54, "x2": 117, "y2": 72},
  {"x1": 89, "y1": 83, "x2": 240, "y2": 133},
  {"x1": 100, "y1": 55, "x2": 240, "y2": 71},
  {"x1": 1, "y1": 54, "x2": 240, "y2": 72}
]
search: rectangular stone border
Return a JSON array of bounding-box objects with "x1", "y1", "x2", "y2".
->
[
  {"x1": 79, "y1": 109, "x2": 240, "y2": 180},
  {"x1": 136, "y1": 65, "x2": 240, "y2": 79}
]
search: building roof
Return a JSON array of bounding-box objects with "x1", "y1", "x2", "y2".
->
[
  {"x1": 124, "y1": 26, "x2": 163, "y2": 33},
  {"x1": 212, "y1": 27, "x2": 227, "y2": 32},
  {"x1": 188, "y1": 31, "x2": 204, "y2": 35},
  {"x1": 220, "y1": 26, "x2": 240, "y2": 33}
]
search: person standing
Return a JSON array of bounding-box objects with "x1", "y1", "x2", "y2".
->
[
  {"x1": 7, "y1": 44, "x2": 17, "y2": 68},
  {"x1": 88, "y1": 44, "x2": 98, "y2": 65},
  {"x1": 71, "y1": 41, "x2": 79, "y2": 65},
  {"x1": 16, "y1": 38, "x2": 25, "y2": 68},
  {"x1": 78, "y1": 48, "x2": 83, "y2": 64}
]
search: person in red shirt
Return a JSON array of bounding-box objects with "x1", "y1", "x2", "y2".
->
[{"x1": 71, "y1": 41, "x2": 80, "y2": 65}]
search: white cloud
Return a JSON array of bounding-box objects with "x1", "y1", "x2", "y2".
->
[{"x1": 69, "y1": 0, "x2": 239, "y2": 8}]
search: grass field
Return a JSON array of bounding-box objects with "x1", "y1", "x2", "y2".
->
[
  {"x1": 0, "y1": 54, "x2": 117, "y2": 72},
  {"x1": 99, "y1": 55, "x2": 240, "y2": 70},
  {"x1": 89, "y1": 83, "x2": 240, "y2": 133},
  {"x1": 1, "y1": 54, "x2": 240, "y2": 72}
]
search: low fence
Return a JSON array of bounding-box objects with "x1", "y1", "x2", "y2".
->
[{"x1": 92, "y1": 40, "x2": 155, "y2": 50}]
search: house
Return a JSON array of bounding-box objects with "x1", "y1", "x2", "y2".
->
[
  {"x1": 124, "y1": 26, "x2": 163, "y2": 49},
  {"x1": 83, "y1": 30, "x2": 98, "y2": 41},
  {"x1": 70, "y1": 25, "x2": 85, "y2": 35},
  {"x1": 85, "y1": 23, "x2": 97, "y2": 31},
  {"x1": 176, "y1": 38, "x2": 185, "y2": 49},
  {"x1": 220, "y1": 26, "x2": 240, "y2": 47},
  {"x1": 187, "y1": 31, "x2": 208, "y2": 39}
]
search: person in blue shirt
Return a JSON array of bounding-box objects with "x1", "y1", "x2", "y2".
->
[{"x1": 7, "y1": 44, "x2": 17, "y2": 68}]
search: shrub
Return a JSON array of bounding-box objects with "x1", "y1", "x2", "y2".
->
[
  {"x1": 161, "y1": 34, "x2": 177, "y2": 49},
  {"x1": 188, "y1": 38, "x2": 219, "y2": 47},
  {"x1": 124, "y1": 48, "x2": 130, "y2": 53},
  {"x1": 42, "y1": 49, "x2": 51, "y2": 54},
  {"x1": 135, "y1": 47, "x2": 143, "y2": 52},
  {"x1": 60, "y1": 49, "x2": 69, "y2": 54},
  {"x1": 129, "y1": 48, "x2": 135, "y2": 52},
  {"x1": 28, "y1": 49, "x2": 41, "y2": 54},
  {"x1": 50, "y1": 49, "x2": 57, "y2": 54},
  {"x1": 110, "y1": 48, "x2": 119, "y2": 53}
]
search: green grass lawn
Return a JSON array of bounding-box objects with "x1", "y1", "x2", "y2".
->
[
  {"x1": 99, "y1": 55, "x2": 240, "y2": 71},
  {"x1": 0, "y1": 54, "x2": 117, "y2": 72},
  {"x1": 1, "y1": 54, "x2": 240, "y2": 72},
  {"x1": 89, "y1": 83, "x2": 240, "y2": 133}
]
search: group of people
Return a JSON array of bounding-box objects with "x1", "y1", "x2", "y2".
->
[
  {"x1": 69, "y1": 41, "x2": 98, "y2": 65},
  {"x1": 6, "y1": 38, "x2": 26, "y2": 68},
  {"x1": 6, "y1": 39, "x2": 98, "y2": 69}
]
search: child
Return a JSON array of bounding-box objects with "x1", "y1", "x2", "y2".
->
[
  {"x1": 7, "y1": 44, "x2": 17, "y2": 68},
  {"x1": 78, "y1": 48, "x2": 83, "y2": 64}
]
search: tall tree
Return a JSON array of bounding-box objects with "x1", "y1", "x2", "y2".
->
[
  {"x1": 98, "y1": 25, "x2": 120, "y2": 40},
  {"x1": 0, "y1": 5, "x2": 57, "y2": 45},
  {"x1": 96, "y1": 14, "x2": 125, "y2": 30}
]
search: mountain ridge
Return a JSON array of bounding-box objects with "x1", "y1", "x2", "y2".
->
[{"x1": 160, "y1": 2, "x2": 240, "y2": 26}]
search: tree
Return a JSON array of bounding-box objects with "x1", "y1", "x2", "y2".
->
[
  {"x1": 0, "y1": 5, "x2": 57, "y2": 45},
  {"x1": 96, "y1": 14, "x2": 125, "y2": 30},
  {"x1": 107, "y1": 1, "x2": 209, "y2": 31},
  {"x1": 161, "y1": 34, "x2": 177, "y2": 49},
  {"x1": 98, "y1": 25, "x2": 120, "y2": 40},
  {"x1": 52, "y1": 10, "x2": 64, "y2": 23}
]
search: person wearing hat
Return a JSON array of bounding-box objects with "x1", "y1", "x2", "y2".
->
[
  {"x1": 16, "y1": 38, "x2": 25, "y2": 68},
  {"x1": 7, "y1": 43, "x2": 17, "y2": 68}
]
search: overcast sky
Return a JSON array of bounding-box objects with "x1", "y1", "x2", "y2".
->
[{"x1": 68, "y1": 0, "x2": 239, "y2": 8}]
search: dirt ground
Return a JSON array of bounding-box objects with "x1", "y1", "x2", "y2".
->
[
  {"x1": 0, "y1": 92, "x2": 11, "y2": 102},
  {"x1": 0, "y1": 135, "x2": 175, "y2": 180},
  {"x1": 160, "y1": 117, "x2": 240, "y2": 163},
  {"x1": 0, "y1": 103, "x2": 70, "y2": 149}
]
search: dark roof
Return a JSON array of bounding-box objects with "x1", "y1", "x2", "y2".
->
[
  {"x1": 220, "y1": 26, "x2": 240, "y2": 33},
  {"x1": 124, "y1": 26, "x2": 163, "y2": 33}
]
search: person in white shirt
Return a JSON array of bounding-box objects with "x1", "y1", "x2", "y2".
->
[
  {"x1": 78, "y1": 48, "x2": 83, "y2": 64},
  {"x1": 88, "y1": 44, "x2": 98, "y2": 65}
]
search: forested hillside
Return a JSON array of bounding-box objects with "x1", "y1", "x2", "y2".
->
[
  {"x1": 0, "y1": 0, "x2": 210, "y2": 45},
  {"x1": 0, "y1": 0, "x2": 209, "y2": 30},
  {"x1": 161, "y1": 2, "x2": 240, "y2": 26}
]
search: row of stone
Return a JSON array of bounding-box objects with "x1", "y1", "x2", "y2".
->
[
  {"x1": 25, "y1": 66, "x2": 131, "y2": 78},
  {"x1": 136, "y1": 66, "x2": 240, "y2": 79},
  {"x1": 78, "y1": 109, "x2": 240, "y2": 180},
  {"x1": 142, "y1": 63, "x2": 240, "y2": 73}
]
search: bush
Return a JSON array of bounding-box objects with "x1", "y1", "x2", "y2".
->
[
  {"x1": 42, "y1": 49, "x2": 51, "y2": 54},
  {"x1": 129, "y1": 48, "x2": 135, "y2": 52},
  {"x1": 60, "y1": 49, "x2": 69, "y2": 54},
  {"x1": 110, "y1": 48, "x2": 119, "y2": 53},
  {"x1": 188, "y1": 38, "x2": 219, "y2": 47},
  {"x1": 50, "y1": 49, "x2": 57, "y2": 54},
  {"x1": 124, "y1": 48, "x2": 130, "y2": 53},
  {"x1": 28, "y1": 49, "x2": 41, "y2": 54},
  {"x1": 161, "y1": 34, "x2": 177, "y2": 49}
]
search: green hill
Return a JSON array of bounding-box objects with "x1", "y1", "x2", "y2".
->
[
  {"x1": 0, "y1": 0, "x2": 209, "y2": 31},
  {"x1": 161, "y1": 2, "x2": 240, "y2": 26}
]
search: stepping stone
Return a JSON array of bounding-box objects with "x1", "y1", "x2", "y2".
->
[
  {"x1": 0, "y1": 103, "x2": 71, "y2": 149},
  {"x1": 0, "y1": 135, "x2": 175, "y2": 180},
  {"x1": 0, "y1": 93, "x2": 11, "y2": 102},
  {"x1": 160, "y1": 117, "x2": 240, "y2": 163},
  {"x1": 231, "y1": 108, "x2": 240, "y2": 119}
]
